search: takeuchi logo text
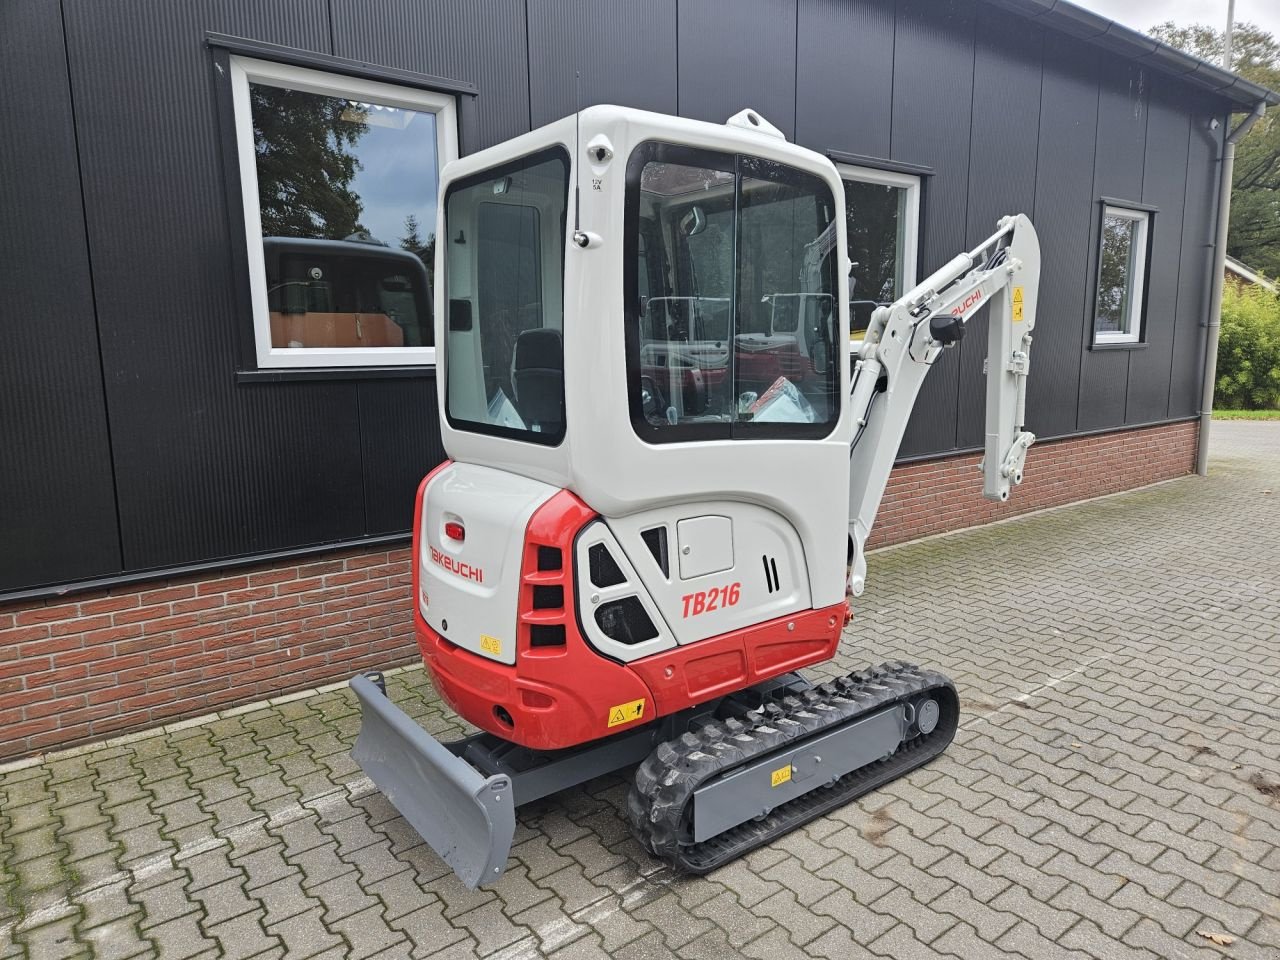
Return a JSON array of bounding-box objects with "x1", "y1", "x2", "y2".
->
[{"x1": 429, "y1": 546, "x2": 484, "y2": 583}]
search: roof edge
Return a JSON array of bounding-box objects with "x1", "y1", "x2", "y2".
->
[{"x1": 984, "y1": 0, "x2": 1280, "y2": 108}]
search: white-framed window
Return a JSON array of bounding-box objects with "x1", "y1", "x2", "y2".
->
[
  {"x1": 838, "y1": 164, "x2": 921, "y2": 338},
  {"x1": 228, "y1": 56, "x2": 459, "y2": 368},
  {"x1": 1094, "y1": 205, "x2": 1150, "y2": 345}
]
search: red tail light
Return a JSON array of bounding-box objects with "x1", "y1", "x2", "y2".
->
[{"x1": 444, "y1": 521, "x2": 465, "y2": 542}]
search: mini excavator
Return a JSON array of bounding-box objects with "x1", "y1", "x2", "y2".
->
[{"x1": 350, "y1": 105, "x2": 1040, "y2": 888}]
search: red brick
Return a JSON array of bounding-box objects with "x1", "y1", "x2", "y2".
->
[
  {"x1": 196, "y1": 575, "x2": 250, "y2": 596},
  {"x1": 80, "y1": 595, "x2": 140, "y2": 616},
  {"x1": 138, "y1": 585, "x2": 197, "y2": 605},
  {"x1": 14, "y1": 602, "x2": 81, "y2": 626}
]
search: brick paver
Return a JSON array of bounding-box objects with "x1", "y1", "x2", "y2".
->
[{"x1": 3, "y1": 421, "x2": 1278, "y2": 959}]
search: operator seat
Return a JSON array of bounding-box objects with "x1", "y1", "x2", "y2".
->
[{"x1": 512, "y1": 327, "x2": 564, "y2": 435}]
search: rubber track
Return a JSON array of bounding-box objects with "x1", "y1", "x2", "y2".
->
[{"x1": 625, "y1": 661, "x2": 959, "y2": 874}]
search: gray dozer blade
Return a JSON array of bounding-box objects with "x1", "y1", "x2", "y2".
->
[{"x1": 350, "y1": 674, "x2": 515, "y2": 888}]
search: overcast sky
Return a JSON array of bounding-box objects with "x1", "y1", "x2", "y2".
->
[{"x1": 1077, "y1": 0, "x2": 1280, "y2": 45}]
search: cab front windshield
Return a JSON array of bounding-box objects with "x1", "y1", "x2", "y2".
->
[
  {"x1": 443, "y1": 148, "x2": 570, "y2": 444},
  {"x1": 629, "y1": 143, "x2": 840, "y2": 442}
]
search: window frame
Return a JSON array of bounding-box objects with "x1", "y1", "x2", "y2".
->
[
  {"x1": 836, "y1": 162, "x2": 921, "y2": 333},
  {"x1": 1092, "y1": 203, "x2": 1151, "y2": 346},
  {"x1": 227, "y1": 55, "x2": 459, "y2": 370}
]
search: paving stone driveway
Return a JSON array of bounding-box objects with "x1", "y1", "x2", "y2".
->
[{"x1": 3, "y1": 421, "x2": 1279, "y2": 960}]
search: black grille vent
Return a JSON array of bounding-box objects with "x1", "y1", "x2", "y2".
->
[
  {"x1": 763, "y1": 555, "x2": 781, "y2": 593},
  {"x1": 530, "y1": 624, "x2": 566, "y2": 647},
  {"x1": 640, "y1": 526, "x2": 669, "y2": 577},
  {"x1": 589, "y1": 543, "x2": 626, "y2": 587},
  {"x1": 595, "y1": 597, "x2": 659, "y2": 645},
  {"x1": 532, "y1": 585, "x2": 563, "y2": 609},
  {"x1": 537, "y1": 546, "x2": 562, "y2": 571}
]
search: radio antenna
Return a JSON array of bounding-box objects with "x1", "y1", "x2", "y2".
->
[{"x1": 573, "y1": 70, "x2": 583, "y2": 243}]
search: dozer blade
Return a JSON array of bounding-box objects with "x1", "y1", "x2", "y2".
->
[{"x1": 350, "y1": 674, "x2": 515, "y2": 889}]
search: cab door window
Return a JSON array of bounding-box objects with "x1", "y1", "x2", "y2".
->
[{"x1": 625, "y1": 142, "x2": 839, "y2": 443}]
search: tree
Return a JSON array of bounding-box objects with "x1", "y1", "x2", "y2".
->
[
  {"x1": 399, "y1": 214, "x2": 436, "y2": 287},
  {"x1": 1150, "y1": 21, "x2": 1280, "y2": 277},
  {"x1": 251, "y1": 87, "x2": 369, "y2": 240}
]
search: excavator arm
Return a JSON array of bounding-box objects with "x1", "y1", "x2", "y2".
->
[{"x1": 846, "y1": 214, "x2": 1040, "y2": 596}]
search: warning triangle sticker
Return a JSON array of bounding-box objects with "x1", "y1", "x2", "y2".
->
[
  {"x1": 610, "y1": 709, "x2": 626, "y2": 724},
  {"x1": 1012, "y1": 287, "x2": 1024, "y2": 304}
]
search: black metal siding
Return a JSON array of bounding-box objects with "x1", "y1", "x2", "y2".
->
[
  {"x1": 1077, "y1": 56, "x2": 1150, "y2": 431},
  {"x1": 1, "y1": 0, "x2": 1230, "y2": 596},
  {"x1": 527, "y1": 0, "x2": 678, "y2": 128},
  {"x1": 677, "y1": 0, "x2": 798, "y2": 135},
  {"x1": 891, "y1": 0, "x2": 977, "y2": 456},
  {"x1": 0, "y1": 0, "x2": 122, "y2": 592},
  {"x1": 1025, "y1": 36, "x2": 1100, "y2": 439}
]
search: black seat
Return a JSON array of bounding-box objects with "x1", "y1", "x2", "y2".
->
[{"x1": 512, "y1": 328, "x2": 564, "y2": 435}]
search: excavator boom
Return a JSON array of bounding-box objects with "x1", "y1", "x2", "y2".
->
[{"x1": 846, "y1": 214, "x2": 1040, "y2": 595}]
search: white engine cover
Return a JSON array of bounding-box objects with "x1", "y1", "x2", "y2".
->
[
  {"x1": 419, "y1": 463, "x2": 558, "y2": 665},
  {"x1": 606, "y1": 501, "x2": 811, "y2": 648}
]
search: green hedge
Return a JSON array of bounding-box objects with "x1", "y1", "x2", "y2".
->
[{"x1": 1215, "y1": 281, "x2": 1280, "y2": 410}]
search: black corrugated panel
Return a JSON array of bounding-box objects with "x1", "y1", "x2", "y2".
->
[
  {"x1": 1125, "y1": 80, "x2": 1190, "y2": 424},
  {"x1": 795, "y1": 0, "x2": 895, "y2": 159},
  {"x1": 891, "y1": 0, "x2": 977, "y2": 457},
  {"x1": 0, "y1": 0, "x2": 122, "y2": 592},
  {"x1": 677, "y1": 0, "x2": 798, "y2": 136},
  {"x1": 1025, "y1": 35, "x2": 1099, "y2": 439},
  {"x1": 1169, "y1": 94, "x2": 1223, "y2": 419},
  {"x1": 60, "y1": 0, "x2": 372, "y2": 571},
  {"x1": 330, "y1": 0, "x2": 531, "y2": 152},
  {"x1": 1077, "y1": 55, "x2": 1148, "y2": 431},
  {"x1": 359, "y1": 379, "x2": 447, "y2": 535},
  {"x1": 955, "y1": 8, "x2": 1044, "y2": 450},
  {"x1": 527, "y1": 0, "x2": 677, "y2": 128}
]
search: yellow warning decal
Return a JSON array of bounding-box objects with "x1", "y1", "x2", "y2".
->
[
  {"x1": 1012, "y1": 286, "x2": 1025, "y2": 322},
  {"x1": 480, "y1": 635, "x2": 502, "y2": 656},
  {"x1": 607, "y1": 698, "x2": 646, "y2": 728},
  {"x1": 771, "y1": 764, "x2": 792, "y2": 788}
]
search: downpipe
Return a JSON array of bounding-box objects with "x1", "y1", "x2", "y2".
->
[{"x1": 1198, "y1": 100, "x2": 1266, "y2": 476}]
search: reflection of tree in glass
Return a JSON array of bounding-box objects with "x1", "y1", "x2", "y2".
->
[
  {"x1": 1097, "y1": 217, "x2": 1133, "y2": 332},
  {"x1": 252, "y1": 86, "x2": 369, "y2": 240},
  {"x1": 399, "y1": 214, "x2": 436, "y2": 289},
  {"x1": 845, "y1": 182, "x2": 899, "y2": 303}
]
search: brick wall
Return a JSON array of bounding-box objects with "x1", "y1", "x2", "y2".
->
[
  {"x1": 0, "y1": 551, "x2": 415, "y2": 761},
  {"x1": 0, "y1": 419, "x2": 1198, "y2": 761},
  {"x1": 868, "y1": 420, "x2": 1199, "y2": 549}
]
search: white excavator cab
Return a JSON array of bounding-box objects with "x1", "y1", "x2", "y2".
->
[
  {"x1": 436, "y1": 106, "x2": 855, "y2": 623},
  {"x1": 351, "y1": 104, "x2": 1039, "y2": 888}
]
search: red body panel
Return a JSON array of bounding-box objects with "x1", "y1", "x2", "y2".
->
[{"x1": 412, "y1": 475, "x2": 844, "y2": 751}]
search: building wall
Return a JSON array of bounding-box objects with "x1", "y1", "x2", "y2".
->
[
  {"x1": 0, "y1": 0, "x2": 1229, "y2": 601},
  {"x1": 0, "y1": 420, "x2": 1198, "y2": 762}
]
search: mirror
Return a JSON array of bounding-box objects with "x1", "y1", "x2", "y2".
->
[{"x1": 679, "y1": 205, "x2": 707, "y2": 238}]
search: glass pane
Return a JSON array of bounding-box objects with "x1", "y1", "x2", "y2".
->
[
  {"x1": 735, "y1": 157, "x2": 838, "y2": 429},
  {"x1": 1096, "y1": 213, "x2": 1137, "y2": 334},
  {"x1": 635, "y1": 158, "x2": 737, "y2": 431},
  {"x1": 444, "y1": 150, "x2": 569, "y2": 444},
  {"x1": 630, "y1": 148, "x2": 838, "y2": 440},
  {"x1": 250, "y1": 83, "x2": 438, "y2": 349},
  {"x1": 844, "y1": 178, "x2": 905, "y2": 337}
]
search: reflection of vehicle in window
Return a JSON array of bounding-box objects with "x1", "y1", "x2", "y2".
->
[{"x1": 263, "y1": 237, "x2": 431, "y2": 349}]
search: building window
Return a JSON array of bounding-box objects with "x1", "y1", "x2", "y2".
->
[
  {"x1": 838, "y1": 164, "x2": 920, "y2": 338},
  {"x1": 228, "y1": 56, "x2": 458, "y2": 368},
  {"x1": 1094, "y1": 205, "x2": 1150, "y2": 345}
]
